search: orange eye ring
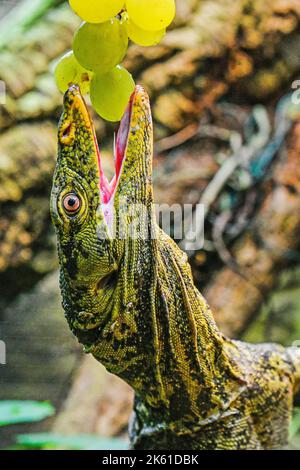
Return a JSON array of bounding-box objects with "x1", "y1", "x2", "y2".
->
[{"x1": 62, "y1": 193, "x2": 81, "y2": 215}]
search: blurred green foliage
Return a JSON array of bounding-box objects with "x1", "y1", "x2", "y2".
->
[
  {"x1": 244, "y1": 266, "x2": 300, "y2": 346},
  {"x1": 289, "y1": 408, "x2": 300, "y2": 449},
  {"x1": 0, "y1": 400, "x2": 54, "y2": 427},
  {"x1": 0, "y1": 400, "x2": 128, "y2": 450},
  {"x1": 15, "y1": 433, "x2": 128, "y2": 450}
]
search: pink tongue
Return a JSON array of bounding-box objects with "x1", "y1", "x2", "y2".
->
[
  {"x1": 94, "y1": 136, "x2": 111, "y2": 204},
  {"x1": 100, "y1": 175, "x2": 112, "y2": 204}
]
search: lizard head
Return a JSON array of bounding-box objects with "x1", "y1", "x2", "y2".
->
[{"x1": 50, "y1": 84, "x2": 155, "y2": 364}]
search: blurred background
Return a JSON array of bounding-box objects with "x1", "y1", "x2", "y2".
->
[{"x1": 1, "y1": 0, "x2": 300, "y2": 450}]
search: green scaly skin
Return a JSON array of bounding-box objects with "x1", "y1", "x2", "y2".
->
[{"x1": 51, "y1": 85, "x2": 300, "y2": 450}]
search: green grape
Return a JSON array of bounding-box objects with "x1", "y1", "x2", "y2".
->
[
  {"x1": 126, "y1": 19, "x2": 165, "y2": 46},
  {"x1": 125, "y1": 0, "x2": 175, "y2": 32},
  {"x1": 73, "y1": 19, "x2": 128, "y2": 74},
  {"x1": 69, "y1": 0, "x2": 124, "y2": 23},
  {"x1": 90, "y1": 65, "x2": 135, "y2": 122},
  {"x1": 54, "y1": 51, "x2": 93, "y2": 94}
]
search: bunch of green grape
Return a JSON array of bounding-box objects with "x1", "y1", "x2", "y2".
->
[{"x1": 54, "y1": 0, "x2": 176, "y2": 121}]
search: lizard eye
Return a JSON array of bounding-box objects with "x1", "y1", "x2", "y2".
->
[{"x1": 62, "y1": 193, "x2": 81, "y2": 215}]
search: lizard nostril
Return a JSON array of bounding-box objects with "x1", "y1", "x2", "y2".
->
[
  {"x1": 63, "y1": 123, "x2": 72, "y2": 138},
  {"x1": 59, "y1": 120, "x2": 75, "y2": 145}
]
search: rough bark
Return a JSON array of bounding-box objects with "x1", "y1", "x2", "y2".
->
[
  {"x1": 53, "y1": 356, "x2": 133, "y2": 438},
  {"x1": 205, "y1": 120, "x2": 300, "y2": 336}
]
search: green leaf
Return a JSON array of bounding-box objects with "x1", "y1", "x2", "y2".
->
[
  {"x1": 0, "y1": 401, "x2": 55, "y2": 427},
  {"x1": 290, "y1": 408, "x2": 300, "y2": 439},
  {"x1": 16, "y1": 433, "x2": 128, "y2": 450}
]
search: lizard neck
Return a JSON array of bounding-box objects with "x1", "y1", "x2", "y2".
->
[
  {"x1": 150, "y1": 229, "x2": 244, "y2": 417},
  {"x1": 91, "y1": 219, "x2": 244, "y2": 423}
]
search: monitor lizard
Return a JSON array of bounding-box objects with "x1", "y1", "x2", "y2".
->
[{"x1": 50, "y1": 84, "x2": 300, "y2": 449}]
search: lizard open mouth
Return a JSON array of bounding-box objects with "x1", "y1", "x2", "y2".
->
[
  {"x1": 59, "y1": 83, "x2": 152, "y2": 235},
  {"x1": 95, "y1": 91, "x2": 135, "y2": 205}
]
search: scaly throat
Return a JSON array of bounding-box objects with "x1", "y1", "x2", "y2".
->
[{"x1": 87, "y1": 222, "x2": 244, "y2": 422}]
